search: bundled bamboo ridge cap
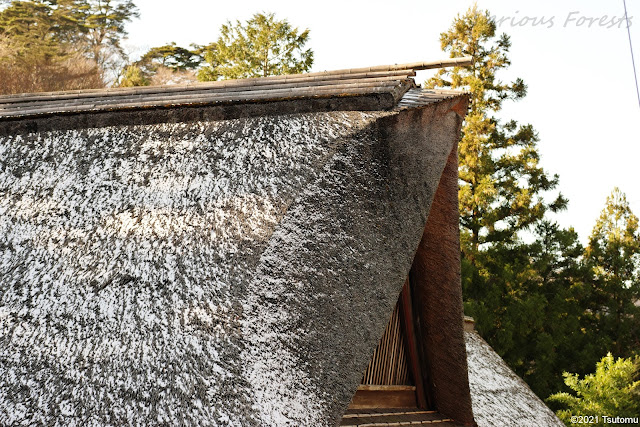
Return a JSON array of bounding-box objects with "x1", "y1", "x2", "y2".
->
[
  {"x1": 0, "y1": 77, "x2": 406, "y2": 108},
  {"x1": 0, "y1": 57, "x2": 471, "y2": 103}
]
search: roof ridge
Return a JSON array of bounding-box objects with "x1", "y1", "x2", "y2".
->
[
  {"x1": 0, "y1": 57, "x2": 471, "y2": 102},
  {"x1": 0, "y1": 58, "x2": 472, "y2": 126}
]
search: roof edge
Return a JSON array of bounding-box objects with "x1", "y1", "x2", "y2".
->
[{"x1": 0, "y1": 91, "x2": 402, "y2": 135}]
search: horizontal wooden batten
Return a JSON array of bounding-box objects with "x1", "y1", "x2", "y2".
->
[
  {"x1": 348, "y1": 386, "x2": 418, "y2": 410},
  {"x1": 342, "y1": 410, "x2": 436, "y2": 419},
  {"x1": 342, "y1": 420, "x2": 454, "y2": 426},
  {"x1": 357, "y1": 385, "x2": 416, "y2": 392}
]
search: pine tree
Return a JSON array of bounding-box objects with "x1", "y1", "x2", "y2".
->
[
  {"x1": 117, "y1": 42, "x2": 203, "y2": 86},
  {"x1": 585, "y1": 188, "x2": 640, "y2": 358},
  {"x1": 197, "y1": 12, "x2": 313, "y2": 81},
  {"x1": 81, "y1": 0, "x2": 139, "y2": 77},
  {"x1": 0, "y1": 1, "x2": 61, "y2": 63},
  {"x1": 136, "y1": 43, "x2": 202, "y2": 74},
  {"x1": 0, "y1": 0, "x2": 138, "y2": 92}
]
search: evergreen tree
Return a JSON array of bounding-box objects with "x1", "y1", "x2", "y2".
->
[
  {"x1": 0, "y1": 1, "x2": 61, "y2": 63},
  {"x1": 81, "y1": 0, "x2": 139, "y2": 76},
  {"x1": 119, "y1": 42, "x2": 202, "y2": 86},
  {"x1": 427, "y1": 6, "x2": 588, "y2": 399},
  {"x1": 195, "y1": 42, "x2": 219, "y2": 82},
  {"x1": 585, "y1": 188, "x2": 640, "y2": 358},
  {"x1": 198, "y1": 12, "x2": 313, "y2": 80},
  {"x1": 0, "y1": 0, "x2": 103, "y2": 94},
  {"x1": 117, "y1": 63, "x2": 148, "y2": 87},
  {"x1": 0, "y1": 0, "x2": 138, "y2": 92},
  {"x1": 548, "y1": 353, "x2": 640, "y2": 426},
  {"x1": 426, "y1": 5, "x2": 566, "y2": 253},
  {"x1": 465, "y1": 221, "x2": 595, "y2": 398},
  {"x1": 136, "y1": 42, "x2": 202, "y2": 74}
]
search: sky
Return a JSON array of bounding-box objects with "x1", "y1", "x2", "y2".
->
[{"x1": 125, "y1": 0, "x2": 640, "y2": 244}]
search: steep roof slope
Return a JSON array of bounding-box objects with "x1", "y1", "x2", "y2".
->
[{"x1": 0, "y1": 62, "x2": 470, "y2": 426}]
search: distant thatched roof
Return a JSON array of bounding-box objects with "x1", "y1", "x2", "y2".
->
[
  {"x1": 465, "y1": 331, "x2": 564, "y2": 427},
  {"x1": 0, "y1": 61, "x2": 471, "y2": 425}
]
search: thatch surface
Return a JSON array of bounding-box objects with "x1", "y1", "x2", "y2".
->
[
  {"x1": 465, "y1": 331, "x2": 564, "y2": 427},
  {"x1": 0, "y1": 112, "x2": 382, "y2": 425},
  {"x1": 0, "y1": 93, "x2": 465, "y2": 425}
]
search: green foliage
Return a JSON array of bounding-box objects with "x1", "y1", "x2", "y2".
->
[
  {"x1": 0, "y1": 0, "x2": 105, "y2": 93},
  {"x1": 426, "y1": 5, "x2": 566, "y2": 251},
  {"x1": 584, "y1": 188, "x2": 640, "y2": 357},
  {"x1": 430, "y1": 6, "x2": 595, "y2": 399},
  {"x1": 0, "y1": 0, "x2": 138, "y2": 92},
  {"x1": 0, "y1": 1, "x2": 65, "y2": 63},
  {"x1": 82, "y1": 0, "x2": 139, "y2": 68},
  {"x1": 195, "y1": 43, "x2": 219, "y2": 81},
  {"x1": 198, "y1": 12, "x2": 313, "y2": 80},
  {"x1": 463, "y1": 221, "x2": 597, "y2": 398},
  {"x1": 136, "y1": 42, "x2": 202, "y2": 74},
  {"x1": 548, "y1": 353, "x2": 640, "y2": 426},
  {"x1": 117, "y1": 42, "x2": 202, "y2": 86},
  {"x1": 117, "y1": 64, "x2": 148, "y2": 87}
]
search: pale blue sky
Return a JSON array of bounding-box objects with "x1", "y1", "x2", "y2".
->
[{"x1": 126, "y1": 0, "x2": 640, "y2": 244}]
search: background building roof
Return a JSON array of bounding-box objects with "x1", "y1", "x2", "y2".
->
[{"x1": 465, "y1": 330, "x2": 564, "y2": 427}]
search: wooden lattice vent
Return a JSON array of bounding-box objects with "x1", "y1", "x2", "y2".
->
[
  {"x1": 361, "y1": 301, "x2": 412, "y2": 386},
  {"x1": 348, "y1": 277, "x2": 429, "y2": 410}
]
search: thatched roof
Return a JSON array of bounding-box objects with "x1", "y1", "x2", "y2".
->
[
  {"x1": 0, "y1": 60, "x2": 474, "y2": 425},
  {"x1": 1, "y1": 58, "x2": 560, "y2": 426},
  {"x1": 465, "y1": 331, "x2": 564, "y2": 427}
]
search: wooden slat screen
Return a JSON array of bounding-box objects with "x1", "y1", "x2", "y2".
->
[{"x1": 361, "y1": 300, "x2": 412, "y2": 386}]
